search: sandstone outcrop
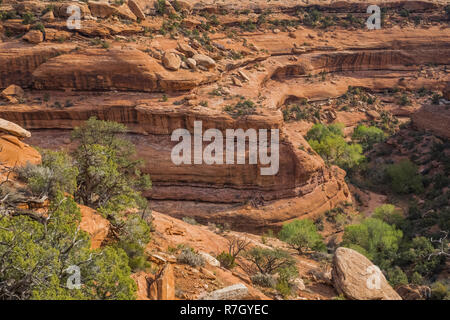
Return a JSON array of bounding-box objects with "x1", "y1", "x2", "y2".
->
[
  {"x1": 79, "y1": 205, "x2": 110, "y2": 249},
  {"x1": 32, "y1": 49, "x2": 217, "y2": 92},
  {"x1": 0, "y1": 118, "x2": 31, "y2": 138},
  {"x1": 149, "y1": 263, "x2": 175, "y2": 300},
  {"x1": 1, "y1": 84, "x2": 24, "y2": 103},
  {"x1": 0, "y1": 43, "x2": 76, "y2": 89},
  {"x1": 0, "y1": 119, "x2": 39, "y2": 170},
  {"x1": 332, "y1": 247, "x2": 402, "y2": 300},
  {"x1": 0, "y1": 134, "x2": 41, "y2": 168}
]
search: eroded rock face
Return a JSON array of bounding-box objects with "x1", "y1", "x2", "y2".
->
[
  {"x1": 332, "y1": 247, "x2": 402, "y2": 300},
  {"x1": 0, "y1": 43, "x2": 76, "y2": 89},
  {"x1": 32, "y1": 49, "x2": 217, "y2": 92}
]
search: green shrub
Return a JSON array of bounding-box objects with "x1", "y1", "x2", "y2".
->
[
  {"x1": 399, "y1": 237, "x2": 442, "y2": 277},
  {"x1": 398, "y1": 93, "x2": 411, "y2": 106},
  {"x1": 31, "y1": 22, "x2": 45, "y2": 33},
  {"x1": 177, "y1": 248, "x2": 205, "y2": 267},
  {"x1": 0, "y1": 193, "x2": 137, "y2": 300},
  {"x1": 386, "y1": 160, "x2": 424, "y2": 194},
  {"x1": 17, "y1": 149, "x2": 78, "y2": 199},
  {"x1": 410, "y1": 272, "x2": 423, "y2": 285},
  {"x1": 21, "y1": 12, "x2": 35, "y2": 25},
  {"x1": 245, "y1": 247, "x2": 296, "y2": 275},
  {"x1": 342, "y1": 218, "x2": 403, "y2": 269},
  {"x1": 279, "y1": 219, "x2": 326, "y2": 254},
  {"x1": 224, "y1": 99, "x2": 256, "y2": 118},
  {"x1": 307, "y1": 123, "x2": 364, "y2": 170},
  {"x1": 387, "y1": 266, "x2": 408, "y2": 287},
  {"x1": 431, "y1": 93, "x2": 441, "y2": 104},
  {"x1": 352, "y1": 125, "x2": 385, "y2": 151},
  {"x1": 217, "y1": 251, "x2": 236, "y2": 269},
  {"x1": 71, "y1": 117, "x2": 151, "y2": 211},
  {"x1": 115, "y1": 214, "x2": 151, "y2": 271},
  {"x1": 251, "y1": 273, "x2": 276, "y2": 288},
  {"x1": 276, "y1": 265, "x2": 299, "y2": 298},
  {"x1": 155, "y1": 0, "x2": 166, "y2": 15},
  {"x1": 430, "y1": 282, "x2": 449, "y2": 300},
  {"x1": 372, "y1": 204, "x2": 405, "y2": 228}
]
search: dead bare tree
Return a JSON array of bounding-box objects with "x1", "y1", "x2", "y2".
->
[
  {"x1": 428, "y1": 231, "x2": 450, "y2": 260},
  {"x1": 227, "y1": 236, "x2": 251, "y2": 260}
]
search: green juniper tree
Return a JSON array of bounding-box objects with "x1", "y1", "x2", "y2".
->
[{"x1": 0, "y1": 192, "x2": 136, "y2": 300}]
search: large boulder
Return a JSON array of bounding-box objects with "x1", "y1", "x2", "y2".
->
[
  {"x1": 198, "y1": 251, "x2": 220, "y2": 267},
  {"x1": 332, "y1": 247, "x2": 402, "y2": 300},
  {"x1": 199, "y1": 283, "x2": 249, "y2": 300},
  {"x1": 1, "y1": 84, "x2": 24, "y2": 100},
  {"x1": 53, "y1": 2, "x2": 91, "y2": 19},
  {"x1": 116, "y1": 3, "x2": 137, "y2": 21},
  {"x1": 41, "y1": 10, "x2": 55, "y2": 22},
  {"x1": 0, "y1": 118, "x2": 31, "y2": 138},
  {"x1": 132, "y1": 0, "x2": 157, "y2": 15},
  {"x1": 88, "y1": 1, "x2": 136, "y2": 20},
  {"x1": 177, "y1": 42, "x2": 196, "y2": 58},
  {"x1": 162, "y1": 51, "x2": 181, "y2": 71},
  {"x1": 128, "y1": 0, "x2": 145, "y2": 20},
  {"x1": 22, "y1": 30, "x2": 43, "y2": 44},
  {"x1": 193, "y1": 54, "x2": 216, "y2": 69},
  {"x1": 87, "y1": 1, "x2": 117, "y2": 18}
]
